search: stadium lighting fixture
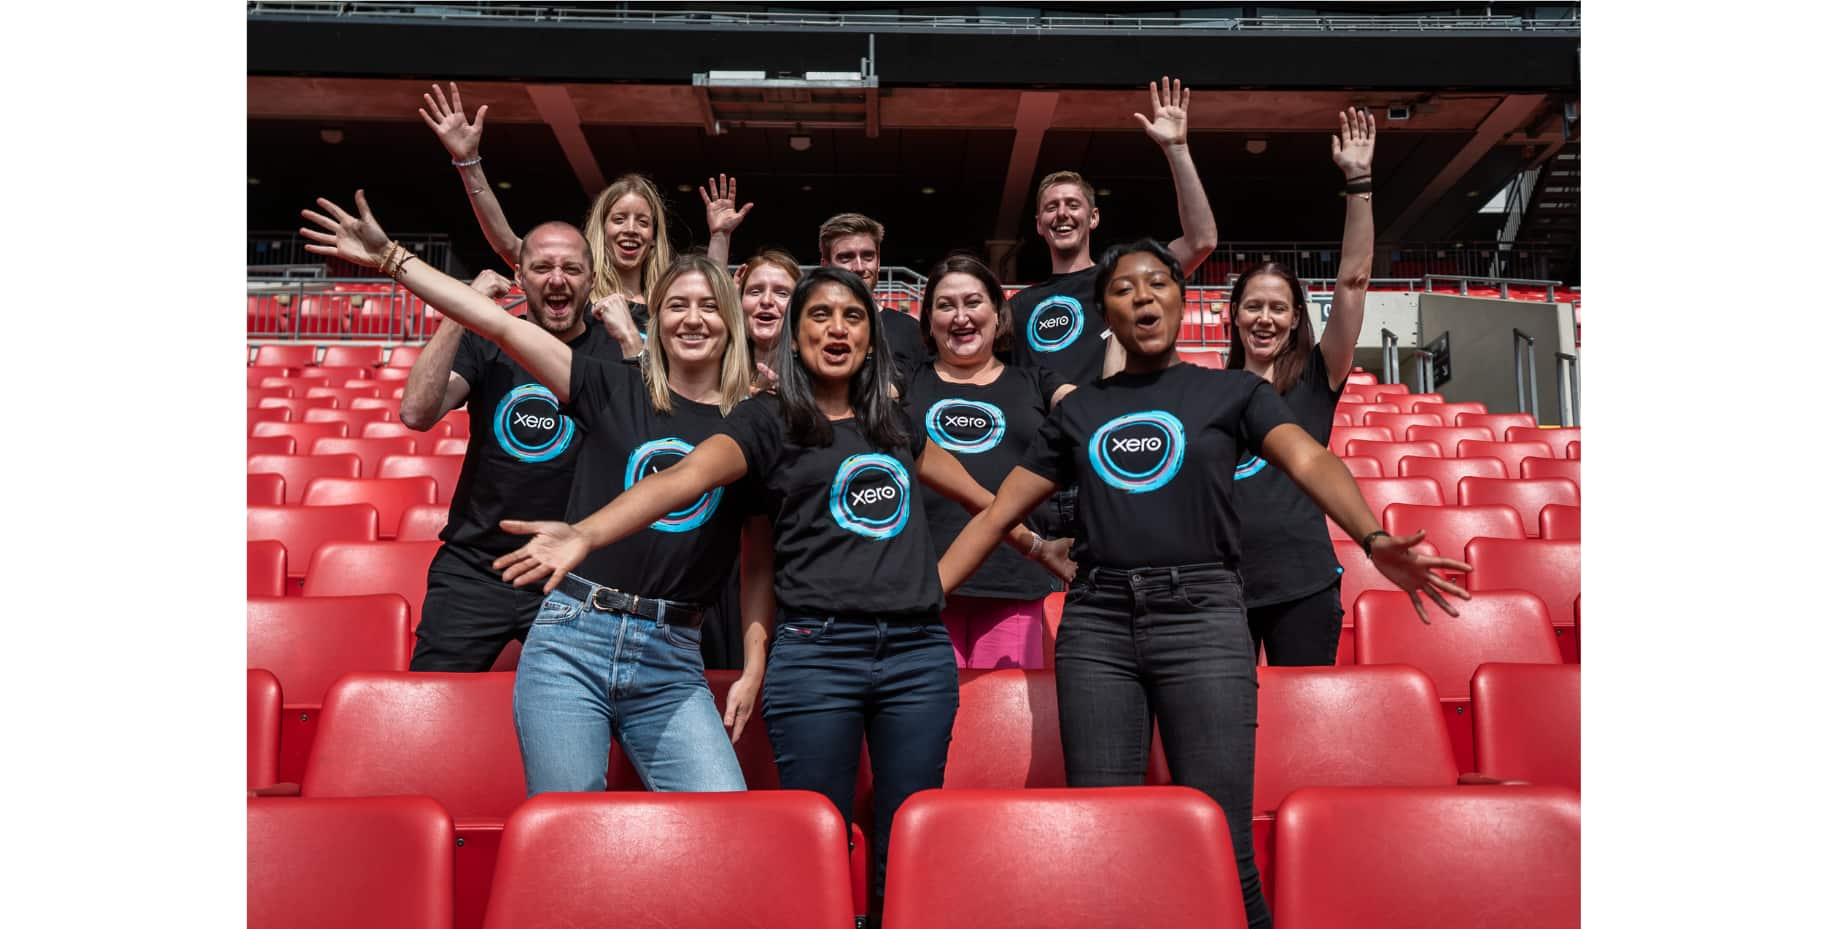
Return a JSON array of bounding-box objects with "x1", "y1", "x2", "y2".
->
[
  {"x1": 1096, "y1": 188, "x2": 1112, "y2": 197},
  {"x1": 1245, "y1": 139, "x2": 1268, "y2": 155},
  {"x1": 1387, "y1": 105, "x2": 1411, "y2": 121},
  {"x1": 319, "y1": 128, "x2": 344, "y2": 145},
  {"x1": 707, "y1": 70, "x2": 767, "y2": 81},
  {"x1": 789, "y1": 133, "x2": 813, "y2": 152},
  {"x1": 676, "y1": 184, "x2": 693, "y2": 193},
  {"x1": 921, "y1": 186, "x2": 936, "y2": 195},
  {"x1": 496, "y1": 181, "x2": 512, "y2": 190}
]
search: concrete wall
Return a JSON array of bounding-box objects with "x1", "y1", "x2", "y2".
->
[{"x1": 1416, "y1": 295, "x2": 1577, "y2": 425}]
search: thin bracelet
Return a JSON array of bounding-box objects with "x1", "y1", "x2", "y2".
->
[
  {"x1": 452, "y1": 155, "x2": 482, "y2": 167},
  {"x1": 1027, "y1": 533, "x2": 1044, "y2": 558}
]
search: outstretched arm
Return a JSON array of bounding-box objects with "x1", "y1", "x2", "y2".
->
[
  {"x1": 918, "y1": 443, "x2": 1073, "y2": 572},
  {"x1": 300, "y1": 190, "x2": 575, "y2": 401},
  {"x1": 1320, "y1": 107, "x2": 1376, "y2": 390},
  {"x1": 937, "y1": 467, "x2": 1065, "y2": 592},
  {"x1": 700, "y1": 174, "x2": 754, "y2": 268},
  {"x1": 419, "y1": 82, "x2": 523, "y2": 268},
  {"x1": 1136, "y1": 77, "x2": 1218, "y2": 276}
]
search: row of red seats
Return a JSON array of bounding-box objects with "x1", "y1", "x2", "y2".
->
[
  {"x1": 1330, "y1": 475, "x2": 1578, "y2": 539},
  {"x1": 248, "y1": 343, "x2": 424, "y2": 369}
]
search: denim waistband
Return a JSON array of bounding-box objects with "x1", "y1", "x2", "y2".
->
[{"x1": 1080, "y1": 562, "x2": 1240, "y2": 592}]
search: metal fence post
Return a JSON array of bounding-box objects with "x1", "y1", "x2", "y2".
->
[
  {"x1": 1555, "y1": 352, "x2": 1580, "y2": 426},
  {"x1": 1381, "y1": 328, "x2": 1399, "y2": 385},
  {"x1": 1513, "y1": 329, "x2": 1538, "y2": 419}
]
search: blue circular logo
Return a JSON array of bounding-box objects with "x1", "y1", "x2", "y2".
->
[
  {"x1": 925, "y1": 399, "x2": 1006, "y2": 455},
  {"x1": 624, "y1": 438, "x2": 722, "y2": 533},
  {"x1": 1088, "y1": 411, "x2": 1187, "y2": 494},
  {"x1": 493, "y1": 384, "x2": 575, "y2": 463},
  {"x1": 1233, "y1": 455, "x2": 1267, "y2": 481},
  {"x1": 1026, "y1": 295, "x2": 1085, "y2": 353},
  {"x1": 828, "y1": 453, "x2": 912, "y2": 540}
]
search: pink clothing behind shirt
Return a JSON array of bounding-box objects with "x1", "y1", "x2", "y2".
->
[{"x1": 942, "y1": 594, "x2": 1047, "y2": 669}]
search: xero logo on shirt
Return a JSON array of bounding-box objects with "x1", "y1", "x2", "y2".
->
[
  {"x1": 493, "y1": 384, "x2": 575, "y2": 463},
  {"x1": 925, "y1": 400, "x2": 1007, "y2": 455},
  {"x1": 1088, "y1": 411, "x2": 1187, "y2": 494},
  {"x1": 1233, "y1": 455, "x2": 1267, "y2": 480},
  {"x1": 1025, "y1": 296, "x2": 1085, "y2": 353},
  {"x1": 623, "y1": 438, "x2": 722, "y2": 533},
  {"x1": 828, "y1": 453, "x2": 911, "y2": 540}
]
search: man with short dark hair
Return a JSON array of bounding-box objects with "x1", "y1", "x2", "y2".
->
[{"x1": 818, "y1": 212, "x2": 928, "y2": 391}]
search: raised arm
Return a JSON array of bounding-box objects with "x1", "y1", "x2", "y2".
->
[
  {"x1": 1136, "y1": 77, "x2": 1218, "y2": 276},
  {"x1": 491, "y1": 434, "x2": 753, "y2": 593},
  {"x1": 1320, "y1": 107, "x2": 1377, "y2": 390},
  {"x1": 724, "y1": 513, "x2": 776, "y2": 743},
  {"x1": 936, "y1": 467, "x2": 1065, "y2": 592},
  {"x1": 300, "y1": 190, "x2": 575, "y2": 401},
  {"x1": 399, "y1": 270, "x2": 512, "y2": 430},
  {"x1": 419, "y1": 82, "x2": 522, "y2": 268},
  {"x1": 1257, "y1": 423, "x2": 1470, "y2": 621},
  {"x1": 700, "y1": 174, "x2": 754, "y2": 268}
]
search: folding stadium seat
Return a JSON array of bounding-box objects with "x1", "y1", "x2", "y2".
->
[
  {"x1": 1356, "y1": 589, "x2": 1560, "y2": 771},
  {"x1": 1363, "y1": 412, "x2": 1443, "y2": 437},
  {"x1": 257, "y1": 396, "x2": 338, "y2": 419},
  {"x1": 1521, "y1": 456, "x2": 1580, "y2": 488},
  {"x1": 315, "y1": 364, "x2": 374, "y2": 383},
  {"x1": 247, "y1": 504, "x2": 378, "y2": 587},
  {"x1": 248, "y1": 796, "x2": 454, "y2": 929},
  {"x1": 250, "y1": 344, "x2": 318, "y2": 368},
  {"x1": 1456, "y1": 440, "x2": 1553, "y2": 478},
  {"x1": 246, "y1": 435, "x2": 296, "y2": 457},
  {"x1": 347, "y1": 396, "x2": 396, "y2": 412},
  {"x1": 300, "y1": 540, "x2": 442, "y2": 631},
  {"x1": 248, "y1": 365, "x2": 295, "y2": 387},
  {"x1": 251, "y1": 421, "x2": 350, "y2": 451},
  {"x1": 1330, "y1": 410, "x2": 1352, "y2": 429},
  {"x1": 248, "y1": 472, "x2": 285, "y2": 507},
  {"x1": 248, "y1": 540, "x2": 287, "y2": 598},
  {"x1": 1383, "y1": 502, "x2": 1524, "y2": 565},
  {"x1": 1412, "y1": 400, "x2": 1487, "y2": 423},
  {"x1": 1041, "y1": 591, "x2": 1064, "y2": 668},
  {"x1": 1405, "y1": 424, "x2": 1493, "y2": 448},
  {"x1": 436, "y1": 409, "x2": 471, "y2": 439},
  {"x1": 1459, "y1": 477, "x2": 1580, "y2": 538},
  {"x1": 1331, "y1": 539, "x2": 1437, "y2": 665},
  {"x1": 1566, "y1": 440, "x2": 1580, "y2": 459},
  {"x1": 1472, "y1": 663, "x2": 1580, "y2": 790},
  {"x1": 246, "y1": 453, "x2": 361, "y2": 506},
  {"x1": 484, "y1": 793, "x2": 854, "y2": 929},
  {"x1": 1540, "y1": 503, "x2": 1580, "y2": 540},
  {"x1": 1338, "y1": 402, "x2": 1397, "y2": 427},
  {"x1": 320, "y1": 345, "x2": 385, "y2": 368},
  {"x1": 248, "y1": 594, "x2": 413, "y2": 784},
  {"x1": 259, "y1": 373, "x2": 331, "y2": 392},
  {"x1": 303, "y1": 672, "x2": 523, "y2": 929},
  {"x1": 1507, "y1": 425, "x2": 1582, "y2": 458},
  {"x1": 247, "y1": 407, "x2": 292, "y2": 435},
  {"x1": 1388, "y1": 392, "x2": 1444, "y2": 413},
  {"x1": 943, "y1": 669, "x2": 1067, "y2": 789},
  {"x1": 1458, "y1": 411, "x2": 1536, "y2": 433},
  {"x1": 1326, "y1": 425, "x2": 1394, "y2": 455},
  {"x1": 1180, "y1": 349, "x2": 1225, "y2": 369},
  {"x1": 307, "y1": 436, "x2": 420, "y2": 478},
  {"x1": 1466, "y1": 538, "x2": 1581, "y2": 661},
  {"x1": 386, "y1": 345, "x2": 423, "y2": 368},
  {"x1": 373, "y1": 366, "x2": 412, "y2": 382},
  {"x1": 883, "y1": 787, "x2": 1247, "y2": 929},
  {"x1": 1398, "y1": 455, "x2": 1506, "y2": 498},
  {"x1": 1344, "y1": 370, "x2": 1378, "y2": 387},
  {"x1": 302, "y1": 476, "x2": 438, "y2": 539},
  {"x1": 1336, "y1": 392, "x2": 1365, "y2": 405},
  {"x1": 247, "y1": 386, "x2": 294, "y2": 406},
  {"x1": 359, "y1": 420, "x2": 417, "y2": 440},
  {"x1": 1344, "y1": 440, "x2": 1443, "y2": 478},
  {"x1": 1355, "y1": 384, "x2": 1410, "y2": 403},
  {"x1": 1329, "y1": 477, "x2": 1444, "y2": 541},
  {"x1": 248, "y1": 668, "x2": 282, "y2": 790},
  {"x1": 434, "y1": 437, "x2": 470, "y2": 456},
  {"x1": 378, "y1": 455, "x2": 465, "y2": 504},
  {"x1": 1271, "y1": 786, "x2": 1579, "y2": 929},
  {"x1": 1252, "y1": 666, "x2": 1460, "y2": 906},
  {"x1": 306, "y1": 385, "x2": 385, "y2": 407},
  {"x1": 303, "y1": 407, "x2": 394, "y2": 437},
  {"x1": 395, "y1": 504, "x2": 451, "y2": 542},
  {"x1": 1338, "y1": 455, "x2": 1383, "y2": 478}
]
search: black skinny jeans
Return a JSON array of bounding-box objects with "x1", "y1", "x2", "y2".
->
[{"x1": 1055, "y1": 563, "x2": 1271, "y2": 929}]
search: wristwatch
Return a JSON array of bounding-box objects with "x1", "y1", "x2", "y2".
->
[{"x1": 1359, "y1": 529, "x2": 1390, "y2": 557}]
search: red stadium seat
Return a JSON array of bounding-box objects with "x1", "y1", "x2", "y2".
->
[
  {"x1": 378, "y1": 455, "x2": 466, "y2": 504},
  {"x1": 248, "y1": 386, "x2": 295, "y2": 406},
  {"x1": 1353, "y1": 384, "x2": 1409, "y2": 403},
  {"x1": 1338, "y1": 402, "x2": 1398, "y2": 427},
  {"x1": 1506, "y1": 426, "x2": 1582, "y2": 458},
  {"x1": 302, "y1": 476, "x2": 438, "y2": 539},
  {"x1": 1404, "y1": 425, "x2": 1493, "y2": 448},
  {"x1": 1272, "y1": 786, "x2": 1579, "y2": 929},
  {"x1": 308, "y1": 436, "x2": 421, "y2": 478},
  {"x1": 247, "y1": 408, "x2": 292, "y2": 434},
  {"x1": 248, "y1": 594, "x2": 414, "y2": 784},
  {"x1": 1540, "y1": 503, "x2": 1580, "y2": 540},
  {"x1": 1387, "y1": 392, "x2": 1444, "y2": 413},
  {"x1": 251, "y1": 344, "x2": 318, "y2": 368},
  {"x1": 1330, "y1": 410, "x2": 1351, "y2": 429},
  {"x1": 1327, "y1": 426, "x2": 1394, "y2": 455},
  {"x1": 436, "y1": 409, "x2": 472, "y2": 439},
  {"x1": 248, "y1": 668, "x2": 282, "y2": 790},
  {"x1": 1363, "y1": 412, "x2": 1443, "y2": 436},
  {"x1": 248, "y1": 472, "x2": 286, "y2": 506},
  {"x1": 1384, "y1": 503, "x2": 1524, "y2": 564},
  {"x1": 349, "y1": 396, "x2": 396, "y2": 411},
  {"x1": 300, "y1": 540, "x2": 442, "y2": 630},
  {"x1": 247, "y1": 366, "x2": 294, "y2": 388},
  {"x1": 373, "y1": 366, "x2": 412, "y2": 382},
  {"x1": 1466, "y1": 538, "x2": 1581, "y2": 662},
  {"x1": 1331, "y1": 539, "x2": 1437, "y2": 665},
  {"x1": 1458, "y1": 477, "x2": 1579, "y2": 537},
  {"x1": 387, "y1": 345, "x2": 423, "y2": 368},
  {"x1": 248, "y1": 796, "x2": 454, "y2": 929},
  {"x1": 315, "y1": 364, "x2": 375, "y2": 383},
  {"x1": 1180, "y1": 349, "x2": 1225, "y2": 369},
  {"x1": 260, "y1": 374, "x2": 331, "y2": 392},
  {"x1": 320, "y1": 345, "x2": 385, "y2": 368},
  {"x1": 257, "y1": 396, "x2": 337, "y2": 419},
  {"x1": 1455, "y1": 440, "x2": 1553, "y2": 478},
  {"x1": 1412, "y1": 400, "x2": 1487, "y2": 423},
  {"x1": 1337, "y1": 393, "x2": 1365, "y2": 404},
  {"x1": 1397, "y1": 455, "x2": 1507, "y2": 498},
  {"x1": 306, "y1": 385, "x2": 386, "y2": 407},
  {"x1": 1337, "y1": 455, "x2": 1383, "y2": 478},
  {"x1": 396, "y1": 504, "x2": 451, "y2": 542},
  {"x1": 1356, "y1": 589, "x2": 1560, "y2": 771},
  {"x1": 1566, "y1": 440, "x2": 1580, "y2": 459},
  {"x1": 247, "y1": 504, "x2": 378, "y2": 585},
  {"x1": 1520, "y1": 456, "x2": 1580, "y2": 487},
  {"x1": 251, "y1": 421, "x2": 350, "y2": 450},
  {"x1": 1472, "y1": 663, "x2": 1580, "y2": 789},
  {"x1": 247, "y1": 453, "x2": 361, "y2": 505},
  {"x1": 303, "y1": 672, "x2": 523, "y2": 929},
  {"x1": 1041, "y1": 591, "x2": 1064, "y2": 668},
  {"x1": 246, "y1": 435, "x2": 297, "y2": 456},
  {"x1": 883, "y1": 787, "x2": 1247, "y2": 929},
  {"x1": 304, "y1": 407, "x2": 394, "y2": 436},
  {"x1": 1457, "y1": 411, "x2": 1536, "y2": 433},
  {"x1": 361, "y1": 420, "x2": 418, "y2": 440},
  {"x1": 943, "y1": 669, "x2": 1066, "y2": 788},
  {"x1": 248, "y1": 540, "x2": 287, "y2": 598},
  {"x1": 1344, "y1": 440, "x2": 1443, "y2": 478},
  {"x1": 1330, "y1": 477, "x2": 1444, "y2": 541},
  {"x1": 434, "y1": 437, "x2": 470, "y2": 456},
  {"x1": 1343, "y1": 370, "x2": 1378, "y2": 387}
]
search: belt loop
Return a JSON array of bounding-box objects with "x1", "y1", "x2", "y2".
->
[{"x1": 1169, "y1": 566, "x2": 1182, "y2": 598}]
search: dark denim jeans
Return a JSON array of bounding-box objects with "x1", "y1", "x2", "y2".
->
[
  {"x1": 761, "y1": 614, "x2": 959, "y2": 906},
  {"x1": 1055, "y1": 563, "x2": 1271, "y2": 929},
  {"x1": 1249, "y1": 579, "x2": 1344, "y2": 667}
]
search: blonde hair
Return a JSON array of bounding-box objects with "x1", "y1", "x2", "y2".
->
[
  {"x1": 641, "y1": 255, "x2": 752, "y2": 415},
  {"x1": 1035, "y1": 170, "x2": 1097, "y2": 211},
  {"x1": 816, "y1": 213, "x2": 885, "y2": 261},
  {"x1": 581, "y1": 174, "x2": 673, "y2": 305}
]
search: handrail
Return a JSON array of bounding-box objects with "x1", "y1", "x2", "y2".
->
[
  {"x1": 1424, "y1": 273, "x2": 1566, "y2": 303},
  {"x1": 1380, "y1": 329, "x2": 1400, "y2": 387},
  {"x1": 1513, "y1": 329, "x2": 1539, "y2": 421},
  {"x1": 1555, "y1": 352, "x2": 1581, "y2": 427}
]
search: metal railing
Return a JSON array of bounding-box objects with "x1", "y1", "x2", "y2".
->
[
  {"x1": 1190, "y1": 242, "x2": 1574, "y2": 287},
  {"x1": 1513, "y1": 329, "x2": 1540, "y2": 422},
  {"x1": 249, "y1": 231, "x2": 454, "y2": 277},
  {"x1": 1423, "y1": 274, "x2": 1568, "y2": 304},
  {"x1": 1555, "y1": 352, "x2": 1581, "y2": 427}
]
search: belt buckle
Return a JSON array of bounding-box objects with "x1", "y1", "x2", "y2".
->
[{"x1": 590, "y1": 586, "x2": 620, "y2": 612}]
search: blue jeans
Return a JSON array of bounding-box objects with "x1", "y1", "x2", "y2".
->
[
  {"x1": 513, "y1": 578, "x2": 746, "y2": 795},
  {"x1": 762, "y1": 614, "x2": 958, "y2": 903}
]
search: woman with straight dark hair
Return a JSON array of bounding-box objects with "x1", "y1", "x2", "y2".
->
[
  {"x1": 906, "y1": 253, "x2": 1076, "y2": 668},
  {"x1": 937, "y1": 237, "x2": 1468, "y2": 929},
  {"x1": 1227, "y1": 107, "x2": 1378, "y2": 665},
  {"x1": 489, "y1": 266, "x2": 1073, "y2": 912}
]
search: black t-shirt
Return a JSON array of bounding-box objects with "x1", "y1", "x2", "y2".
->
[
  {"x1": 1020, "y1": 362, "x2": 1297, "y2": 570},
  {"x1": 720, "y1": 395, "x2": 943, "y2": 618},
  {"x1": 879, "y1": 308, "x2": 930, "y2": 394},
  {"x1": 441, "y1": 321, "x2": 618, "y2": 563},
  {"x1": 1009, "y1": 266, "x2": 1107, "y2": 387},
  {"x1": 559, "y1": 355, "x2": 756, "y2": 605},
  {"x1": 905, "y1": 362, "x2": 1065, "y2": 601},
  {"x1": 1232, "y1": 350, "x2": 1348, "y2": 606}
]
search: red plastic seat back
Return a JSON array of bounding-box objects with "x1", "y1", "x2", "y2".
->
[
  {"x1": 396, "y1": 504, "x2": 452, "y2": 542},
  {"x1": 251, "y1": 344, "x2": 318, "y2": 368},
  {"x1": 248, "y1": 472, "x2": 286, "y2": 506},
  {"x1": 1333, "y1": 539, "x2": 1438, "y2": 623},
  {"x1": 943, "y1": 670, "x2": 1066, "y2": 788},
  {"x1": 883, "y1": 787, "x2": 1246, "y2": 929},
  {"x1": 1458, "y1": 477, "x2": 1580, "y2": 537},
  {"x1": 321, "y1": 344, "x2": 385, "y2": 368},
  {"x1": 303, "y1": 476, "x2": 438, "y2": 539},
  {"x1": 1384, "y1": 503, "x2": 1524, "y2": 564},
  {"x1": 387, "y1": 345, "x2": 423, "y2": 368},
  {"x1": 246, "y1": 435, "x2": 296, "y2": 456},
  {"x1": 361, "y1": 420, "x2": 417, "y2": 440},
  {"x1": 1356, "y1": 477, "x2": 1445, "y2": 518},
  {"x1": 248, "y1": 453, "x2": 362, "y2": 504},
  {"x1": 1255, "y1": 667, "x2": 1457, "y2": 814},
  {"x1": 1457, "y1": 411, "x2": 1536, "y2": 433},
  {"x1": 434, "y1": 437, "x2": 470, "y2": 456},
  {"x1": 1327, "y1": 425, "x2": 1393, "y2": 455},
  {"x1": 247, "y1": 594, "x2": 414, "y2": 708},
  {"x1": 248, "y1": 796, "x2": 454, "y2": 929},
  {"x1": 1506, "y1": 426, "x2": 1581, "y2": 458},
  {"x1": 1353, "y1": 383, "x2": 1409, "y2": 403},
  {"x1": 378, "y1": 455, "x2": 466, "y2": 504},
  {"x1": 248, "y1": 668, "x2": 283, "y2": 789},
  {"x1": 1520, "y1": 456, "x2": 1580, "y2": 487},
  {"x1": 1411, "y1": 400, "x2": 1486, "y2": 423},
  {"x1": 304, "y1": 407, "x2": 394, "y2": 437},
  {"x1": 247, "y1": 504, "x2": 378, "y2": 582},
  {"x1": 1405, "y1": 425, "x2": 1493, "y2": 448},
  {"x1": 1344, "y1": 440, "x2": 1443, "y2": 478},
  {"x1": 1273, "y1": 786, "x2": 1579, "y2": 929},
  {"x1": 251, "y1": 420, "x2": 350, "y2": 450},
  {"x1": 248, "y1": 407, "x2": 293, "y2": 433},
  {"x1": 248, "y1": 540, "x2": 287, "y2": 598},
  {"x1": 1465, "y1": 538, "x2": 1581, "y2": 626},
  {"x1": 483, "y1": 793, "x2": 854, "y2": 929},
  {"x1": 1387, "y1": 393, "x2": 1444, "y2": 413},
  {"x1": 301, "y1": 541, "x2": 442, "y2": 629},
  {"x1": 1473, "y1": 663, "x2": 1580, "y2": 789},
  {"x1": 303, "y1": 672, "x2": 525, "y2": 822},
  {"x1": 1338, "y1": 402, "x2": 1397, "y2": 427},
  {"x1": 1362, "y1": 412, "x2": 1442, "y2": 436},
  {"x1": 1356, "y1": 590, "x2": 1560, "y2": 701},
  {"x1": 1397, "y1": 456, "x2": 1506, "y2": 498},
  {"x1": 308, "y1": 437, "x2": 422, "y2": 478},
  {"x1": 1539, "y1": 503, "x2": 1580, "y2": 540},
  {"x1": 436, "y1": 409, "x2": 472, "y2": 439},
  {"x1": 1337, "y1": 455, "x2": 1383, "y2": 478},
  {"x1": 248, "y1": 364, "x2": 294, "y2": 387},
  {"x1": 256, "y1": 396, "x2": 336, "y2": 420},
  {"x1": 307, "y1": 385, "x2": 386, "y2": 406},
  {"x1": 1566, "y1": 440, "x2": 1580, "y2": 459},
  {"x1": 1456, "y1": 440, "x2": 1554, "y2": 478}
]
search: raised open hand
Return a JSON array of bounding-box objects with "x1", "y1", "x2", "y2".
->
[
  {"x1": 700, "y1": 174, "x2": 755, "y2": 237},
  {"x1": 1331, "y1": 107, "x2": 1376, "y2": 178},
  {"x1": 493, "y1": 519, "x2": 590, "y2": 595},
  {"x1": 299, "y1": 190, "x2": 392, "y2": 269},
  {"x1": 1368, "y1": 529, "x2": 1472, "y2": 624},
  {"x1": 1133, "y1": 76, "x2": 1191, "y2": 149},
  {"x1": 418, "y1": 82, "x2": 488, "y2": 162}
]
